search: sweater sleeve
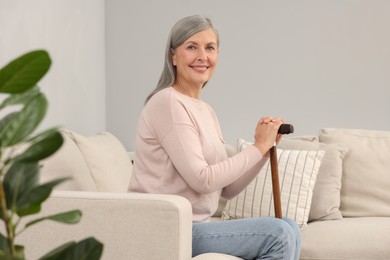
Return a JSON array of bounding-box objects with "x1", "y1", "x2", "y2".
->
[
  {"x1": 161, "y1": 123, "x2": 265, "y2": 194},
  {"x1": 221, "y1": 155, "x2": 269, "y2": 199}
]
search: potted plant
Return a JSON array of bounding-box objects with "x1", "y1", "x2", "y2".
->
[{"x1": 0, "y1": 50, "x2": 103, "y2": 259}]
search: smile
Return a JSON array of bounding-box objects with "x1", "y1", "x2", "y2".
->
[{"x1": 191, "y1": 66, "x2": 208, "y2": 72}]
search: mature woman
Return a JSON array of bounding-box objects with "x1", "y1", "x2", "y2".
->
[{"x1": 129, "y1": 15, "x2": 301, "y2": 259}]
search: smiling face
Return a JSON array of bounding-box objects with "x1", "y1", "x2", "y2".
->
[{"x1": 172, "y1": 28, "x2": 219, "y2": 93}]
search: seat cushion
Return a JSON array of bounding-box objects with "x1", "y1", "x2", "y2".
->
[{"x1": 301, "y1": 217, "x2": 390, "y2": 259}]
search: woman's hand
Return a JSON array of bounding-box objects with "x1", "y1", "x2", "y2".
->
[{"x1": 253, "y1": 116, "x2": 284, "y2": 156}]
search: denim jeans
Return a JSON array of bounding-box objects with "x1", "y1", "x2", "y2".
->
[{"x1": 192, "y1": 217, "x2": 301, "y2": 260}]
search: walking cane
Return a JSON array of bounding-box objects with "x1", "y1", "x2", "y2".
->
[{"x1": 270, "y1": 124, "x2": 294, "y2": 219}]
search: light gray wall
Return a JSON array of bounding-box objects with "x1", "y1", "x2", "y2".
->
[
  {"x1": 106, "y1": 0, "x2": 390, "y2": 150},
  {"x1": 0, "y1": 0, "x2": 106, "y2": 135},
  {"x1": 2, "y1": 1, "x2": 388, "y2": 151}
]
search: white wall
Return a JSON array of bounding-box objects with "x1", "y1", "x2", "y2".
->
[
  {"x1": 0, "y1": 0, "x2": 106, "y2": 135},
  {"x1": 2, "y1": 1, "x2": 388, "y2": 150},
  {"x1": 106, "y1": 0, "x2": 390, "y2": 150}
]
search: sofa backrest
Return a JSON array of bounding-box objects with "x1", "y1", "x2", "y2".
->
[
  {"x1": 40, "y1": 129, "x2": 133, "y2": 193},
  {"x1": 41, "y1": 128, "x2": 389, "y2": 221}
]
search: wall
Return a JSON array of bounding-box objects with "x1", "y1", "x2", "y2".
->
[
  {"x1": 0, "y1": 0, "x2": 106, "y2": 135},
  {"x1": 106, "y1": 0, "x2": 390, "y2": 150},
  {"x1": 2, "y1": 1, "x2": 388, "y2": 150}
]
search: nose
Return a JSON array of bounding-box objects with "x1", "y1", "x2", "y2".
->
[{"x1": 197, "y1": 49, "x2": 208, "y2": 61}]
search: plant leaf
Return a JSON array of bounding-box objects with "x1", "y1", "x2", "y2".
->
[
  {"x1": 13, "y1": 130, "x2": 64, "y2": 162},
  {"x1": 4, "y1": 160, "x2": 69, "y2": 217},
  {"x1": 0, "y1": 86, "x2": 40, "y2": 110},
  {"x1": 0, "y1": 112, "x2": 18, "y2": 141},
  {"x1": 13, "y1": 246, "x2": 25, "y2": 260},
  {"x1": 38, "y1": 237, "x2": 103, "y2": 260},
  {"x1": 0, "y1": 235, "x2": 25, "y2": 260},
  {"x1": 25, "y1": 127, "x2": 60, "y2": 144},
  {"x1": 0, "y1": 92, "x2": 48, "y2": 148},
  {"x1": 24, "y1": 210, "x2": 82, "y2": 229},
  {"x1": 0, "y1": 233, "x2": 8, "y2": 254},
  {"x1": 37, "y1": 242, "x2": 74, "y2": 260},
  {"x1": 0, "y1": 50, "x2": 51, "y2": 94},
  {"x1": 3, "y1": 161, "x2": 40, "y2": 212},
  {"x1": 16, "y1": 178, "x2": 68, "y2": 217}
]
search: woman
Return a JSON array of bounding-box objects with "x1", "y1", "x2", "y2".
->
[{"x1": 129, "y1": 15, "x2": 301, "y2": 259}]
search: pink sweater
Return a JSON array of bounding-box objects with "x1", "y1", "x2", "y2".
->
[{"x1": 129, "y1": 87, "x2": 268, "y2": 222}]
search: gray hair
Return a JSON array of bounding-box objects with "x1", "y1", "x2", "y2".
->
[{"x1": 145, "y1": 15, "x2": 219, "y2": 104}]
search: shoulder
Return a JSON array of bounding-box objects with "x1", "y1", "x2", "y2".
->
[
  {"x1": 147, "y1": 87, "x2": 173, "y2": 106},
  {"x1": 147, "y1": 87, "x2": 190, "y2": 108},
  {"x1": 148, "y1": 87, "x2": 202, "y2": 112},
  {"x1": 142, "y1": 87, "x2": 190, "y2": 122},
  {"x1": 144, "y1": 87, "x2": 178, "y2": 114}
]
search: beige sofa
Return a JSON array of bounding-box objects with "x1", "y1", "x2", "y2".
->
[{"x1": 16, "y1": 128, "x2": 390, "y2": 259}]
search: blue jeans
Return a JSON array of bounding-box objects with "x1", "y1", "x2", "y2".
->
[{"x1": 192, "y1": 217, "x2": 301, "y2": 260}]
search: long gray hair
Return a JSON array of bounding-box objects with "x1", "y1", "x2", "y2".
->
[{"x1": 145, "y1": 15, "x2": 219, "y2": 104}]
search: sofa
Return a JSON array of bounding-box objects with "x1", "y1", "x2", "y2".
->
[{"x1": 14, "y1": 128, "x2": 390, "y2": 259}]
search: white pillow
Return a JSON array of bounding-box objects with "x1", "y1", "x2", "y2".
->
[
  {"x1": 40, "y1": 131, "x2": 97, "y2": 191},
  {"x1": 320, "y1": 128, "x2": 390, "y2": 217},
  {"x1": 222, "y1": 139, "x2": 325, "y2": 227},
  {"x1": 278, "y1": 138, "x2": 349, "y2": 221},
  {"x1": 64, "y1": 130, "x2": 133, "y2": 192}
]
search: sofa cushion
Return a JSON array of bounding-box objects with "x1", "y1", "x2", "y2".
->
[
  {"x1": 66, "y1": 130, "x2": 133, "y2": 192},
  {"x1": 301, "y1": 217, "x2": 390, "y2": 259},
  {"x1": 319, "y1": 128, "x2": 390, "y2": 217},
  {"x1": 40, "y1": 131, "x2": 97, "y2": 191},
  {"x1": 279, "y1": 138, "x2": 349, "y2": 221},
  {"x1": 222, "y1": 139, "x2": 324, "y2": 227}
]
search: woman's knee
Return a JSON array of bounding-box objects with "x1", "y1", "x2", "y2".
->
[
  {"x1": 252, "y1": 217, "x2": 298, "y2": 259},
  {"x1": 243, "y1": 217, "x2": 297, "y2": 247},
  {"x1": 271, "y1": 218, "x2": 297, "y2": 242},
  {"x1": 282, "y1": 217, "x2": 301, "y2": 240},
  {"x1": 255, "y1": 217, "x2": 296, "y2": 234}
]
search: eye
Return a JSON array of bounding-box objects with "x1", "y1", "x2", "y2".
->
[
  {"x1": 206, "y1": 45, "x2": 217, "y2": 51},
  {"x1": 187, "y1": 45, "x2": 197, "y2": 50}
]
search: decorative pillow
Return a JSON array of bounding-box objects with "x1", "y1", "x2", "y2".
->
[
  {"x1": 319, "y1": 128, "x2": 390, "y2": 217},
  {"x1": 278, "y1": 138, "x2": 349, "y2": 221},
  {"x1": 64, "y1": 129, "x2": 133, "y2": 192},
  {"x1": 222, "y1": 139, "x2": 325, "y2": 227},
  {"x1": 40, "y1": 132, "x2": 97, "y2": 191}
]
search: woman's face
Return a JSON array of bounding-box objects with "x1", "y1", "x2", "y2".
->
[{"x1": 172, "y1": 28, "x2": 218, "y2": 88}]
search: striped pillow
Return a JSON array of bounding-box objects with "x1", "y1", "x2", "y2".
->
[{"x1": 222, "y1": 139, "x2": 325, "y2": 227}]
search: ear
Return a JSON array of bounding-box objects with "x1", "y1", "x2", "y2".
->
[{"x1": 171, "y1": 48, "x2": 177, "y2": 66}]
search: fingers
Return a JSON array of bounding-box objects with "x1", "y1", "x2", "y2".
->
[
  {"x1": 275, "y1": 133, "x2": 283, "y2": 145},
  {"x1": 259, "y1": 116, "x2": 284, "y2": 125},
  {"x1": 253, "y1": 116, "x2": 285, "y2": 155}
]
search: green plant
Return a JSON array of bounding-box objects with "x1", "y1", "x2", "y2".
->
[{"x1": 0, "y1": 50, "x2": 103, "y2": 259}]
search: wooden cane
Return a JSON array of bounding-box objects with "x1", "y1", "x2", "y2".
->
[{"x1": 271, "y1": 124, "x2": 294, "y2": 219}]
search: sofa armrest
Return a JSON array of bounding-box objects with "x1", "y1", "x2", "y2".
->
[{"x1": 17, "y1": 190, "x2": 193, "y2": 260}]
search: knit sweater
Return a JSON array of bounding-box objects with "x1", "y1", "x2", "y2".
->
[{"x1": 129, "y1": 87, "x2": 268, "y2": 222}]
